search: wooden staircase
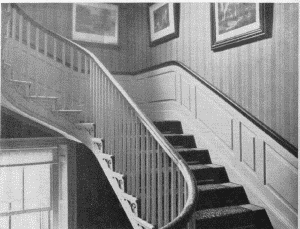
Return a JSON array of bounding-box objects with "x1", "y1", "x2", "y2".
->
[{"x1": 153, "y1": 121, "x2": 274, "y2": 229}]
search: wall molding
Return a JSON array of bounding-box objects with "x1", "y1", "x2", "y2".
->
[{"x1": 113, "y1": 61, "x2": 298, "y2": 157}]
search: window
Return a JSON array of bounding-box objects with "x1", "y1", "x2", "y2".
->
[{"x1": 0, "y1": 145, "x2": 68, "y2": 229}]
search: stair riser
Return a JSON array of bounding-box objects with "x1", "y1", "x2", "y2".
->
[
  {"x1": 192, "y1": 167, "x2": 229, "y2": 185},
  {"x1": 165, "y1": 135, "x2": 197, "y2": 148},
  {"x1": 154, "y1": 121, "x2": 183, "y2": 134},
  {"x1": 197, "y1": 187, "x2": 249, "y2": 210},
  {"x1": 178, "y1": 150, "x2": 212, "y2": 164},
  {"x1": 196, "y1": 212, "x2": 255, "y2": 229}
]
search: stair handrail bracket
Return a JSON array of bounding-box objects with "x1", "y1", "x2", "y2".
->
[{"x1": 3, "y1": 4, "x2": 198, "y2": 229}]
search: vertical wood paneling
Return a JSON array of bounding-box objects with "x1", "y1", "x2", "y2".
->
[
  {"x1": 129, "y1": 3, "x2": 298, "y2": 148},
  {"x1": 19, "y1": 3, "x2": 130, "y2": 73}
]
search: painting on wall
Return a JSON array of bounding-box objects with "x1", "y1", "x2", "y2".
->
[
  {"x1": 211, "y1": 3, "x2": 273, "y2": 51},
  {"x1": 72, "y1": 3, "x2": 119, "y2": 46},
  {"x1": 148, "y1": 3, "x2": 180, "y2": 47}
]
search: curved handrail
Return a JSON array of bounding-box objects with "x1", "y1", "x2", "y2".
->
[
  {"x1": 6, "y1": 4, "x2": 198, "y2": 229},
  {"x1": 112, "y1": 61, "x2": 298, "y2": 158}
]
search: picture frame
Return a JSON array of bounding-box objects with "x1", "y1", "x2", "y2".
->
[
  {"x1": 211, "y1": 3, "x2": 273, "y2": 51},
  {"x1": 72, "y1": 3, "x2": 119, "y2": 46},
  {"x1": 148, "y1": 3, "x2": 180, "y2": 47}
]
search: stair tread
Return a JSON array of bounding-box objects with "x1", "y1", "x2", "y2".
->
[
  {"x1": 9, "y1": 79, "x2": 31, "y2": 84},
  {"x1": 189, "y1": 164, "x2": 224, "y2": 170},
  {"x1": 53, "y1": 109, "x2": 82, "y2": 112},
  {"x1": 175, "y1": 147, "x2": 208, "y2": 152},
  {"x1": 194, "y1": 204, "x2": 262, "y2": 220},
  {"x1": 198, "y1": 182, "x2": 242, "y2": 191},
  {"x1": 163, "y1": 133, "x2": 194, "y2": 137},
  {"x1": 27, "y1": 95, "x2": 58, "y2": 99}
]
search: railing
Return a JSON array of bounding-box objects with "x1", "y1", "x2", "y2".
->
[{"x1": 2, "y1": 4, "x2": 198, "y2": 229}]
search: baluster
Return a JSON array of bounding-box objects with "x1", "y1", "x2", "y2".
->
[
  {"x1": 78, "y1": 51, "x2": 82, "y2": 101},
  {"x1": 126, "y1": 105, "x2": 132, "y2": 194},
  {"x1": 100, "y1": 69, "x2": 105, "y2": 137},
  {"x1": 11, "y1": 8, "x2": 16, "y2": 40},
  {"x1": 26, "y1": 21, "x2": 30, "y2": 47},
  {"x1": 5, "y1": 4, "x2": 11, "y2": 39},
  {"x1": 171, "y1": 161, "x2": 176, "y2": 220},
  {"x1": 131, "y1": 111, "x2": 136, "y2": 196},
  {"x1": 135, "y1": 118, "x2": 140, "y2": 197},
  {"x1": 113, "y1": 87, "x2": 118, "y2": 158},
  {"x1": 178, "y1": 170, "x2": 184, "y2": 214},
  {"x1": 110, "y1": 82, "x2": 114, "y2": 154},
  {"x1": 62, "y1": 43, "x2": 66, "y2": 66},
  {"x1": 146, "y1": 130, "x2": 151, "y2": 222},
  {"x1": 53, "y1": 38, "x2": 57, "y2": 62},
  {"x1": 44, "y1": 33, "x2": 48, "y2": 57},
  {"x1": 113, "y1": 88, "x2": 118, "y2": 170},
  {"x1": 35, "y1": 28, "x2": 39, "y2": 52},
  {"x1": 96, "y1": 66, "x2": 100, "y2": 138},
  {"x1": 89, "y1": 60, "x2": 94, "y2": 122},
  {"x1": 18, "y1": 12, "x2": 22, "y2": 43},
  {"x1": 140, "y1": 124, "x2": 146, "y2": 219},
  {"x1": 93, "y1": 64, "x2": 97, "y2": 133},
  {"x1": 117, "y1": 90, "x2": 122, "y2": 173},
  {"x1": 107, "y1": 80, "x2": 112, "y2": 154},
  {"x1": 122, "y1": 98, "x2": 126, "y2": 173},
  {"x1": 164, "y1": 152, "x2": 170, "y2": 224},
  {"x1": 157, "y1": 146, "x2": 163, "y2": 227},
  {"x1": 151, "y1": 138, "x2": 157, "y2": 225},
  {"x1": 84, "y1": 56, "x2": 89, "y2": 122}
]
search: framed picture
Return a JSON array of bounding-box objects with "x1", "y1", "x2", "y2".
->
[
  {"x1": 72, "y1": 3, "x2": 119, "y2": 46},
  {"x1": 148, "y1": 3, "x2": 180, "y2": 47},
  {"x1": 211, "y1": 3, "x2": 273, "y2": 51}
]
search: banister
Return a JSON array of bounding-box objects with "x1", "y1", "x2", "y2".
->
[
  {"x1": 112, "y1": 61, "x2": 298, "y2": 158},
  {"x1": 7, "y1": 4, "x2": 198, "y2": 229}
]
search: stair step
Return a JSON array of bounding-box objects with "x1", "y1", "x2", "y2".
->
[
  {"x1": 189, "y1": 164, "x2": 229, "y2": 185},
  {"x1": 8, "y1": 79, "x2": 32, "y2": 96},
  {"x1": 9, "y1": 79, "x2": 32, "y2": 85},
  {"x1": 197, "y1": 182, "x2": 249, "y2": 210},
  {"x1": 76, "y1": 123, "x2": 95, "y2": 136},
  {"x1": 176, "y1": 148, "x2": 212, "y2": 164},
  {"x1": 194, "y1": 204, "x2": 273, "y2": 229},
  {"x1": 26, "y1": 95, "x2": 58, "y2": 100},
  {"x1": 164, "y1": 134, "x2": 196, "y2": 148},
  {"x1": 154, "y1": 120, "x2": 183, "y2": 134},
  {"x1": 121, "y1": 192, "x2": 140, "y2": 217},
  {"x1": 52, "y1": 109, "x2": 82, "y2": 114},
  {"x1": 133, "y1": 216, "x2": 157, "y2": 229},
  {"x1": 110, "y1": 171, "x2": 127, "y2": 192}
]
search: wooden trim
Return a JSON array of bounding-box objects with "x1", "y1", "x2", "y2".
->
[{"x1": 112, "y1": 61, "x2": 297, "y2": 158}]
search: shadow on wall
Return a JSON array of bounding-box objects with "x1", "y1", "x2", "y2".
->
[{"x1": 76, "y1": 143, "x2": 133, "y2": 229}]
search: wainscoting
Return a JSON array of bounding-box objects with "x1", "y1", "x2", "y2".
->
[{"x1": 114, "y1": 65, "x2": 298, "y2": 229}]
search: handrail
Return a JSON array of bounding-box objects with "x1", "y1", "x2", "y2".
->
[
  {"x1": 4, "y1": 4, "x2": 198, "y2": 229},
  {"x1": 112, "y1": 61, "x2": 298, "y2": 158}
]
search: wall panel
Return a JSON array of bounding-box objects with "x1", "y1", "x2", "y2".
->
[
  {"x1": 127, "y1": 3, "x2": 298, "y2": 148},
  {"x1": 265, "y1": 144, "x2": 298, "y2": 211}
]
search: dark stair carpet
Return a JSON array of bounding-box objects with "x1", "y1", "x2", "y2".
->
[{"x1": 154, "y1": 121, "x2": 273, "y2": 229}]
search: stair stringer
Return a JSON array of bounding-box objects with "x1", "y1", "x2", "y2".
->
[
  {"x1": 138, "y1": 100, "x2": 297, "y2": 229},
  {"x1": 1, "y1": 76, "x2": 148, "y2": 229}
]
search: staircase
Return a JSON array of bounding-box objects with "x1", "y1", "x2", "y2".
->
[
  {"x1": 153, "y1": 121, "x2": 273, "y2": 229},
  {"x1": 1, "y1": 3, "x2": 282, "y2": 229}
]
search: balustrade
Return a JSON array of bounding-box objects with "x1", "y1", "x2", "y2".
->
[{"x1": 2, "y1": 4, "x2": 197, "y2": 229}]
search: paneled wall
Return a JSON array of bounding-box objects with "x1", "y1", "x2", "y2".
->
[
  {"x1": 125, "y1": 3, "x2": 298, "y2": 148},
  {"x1": 18, "y1": 3, "x2": 132, "y2": 72}
]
